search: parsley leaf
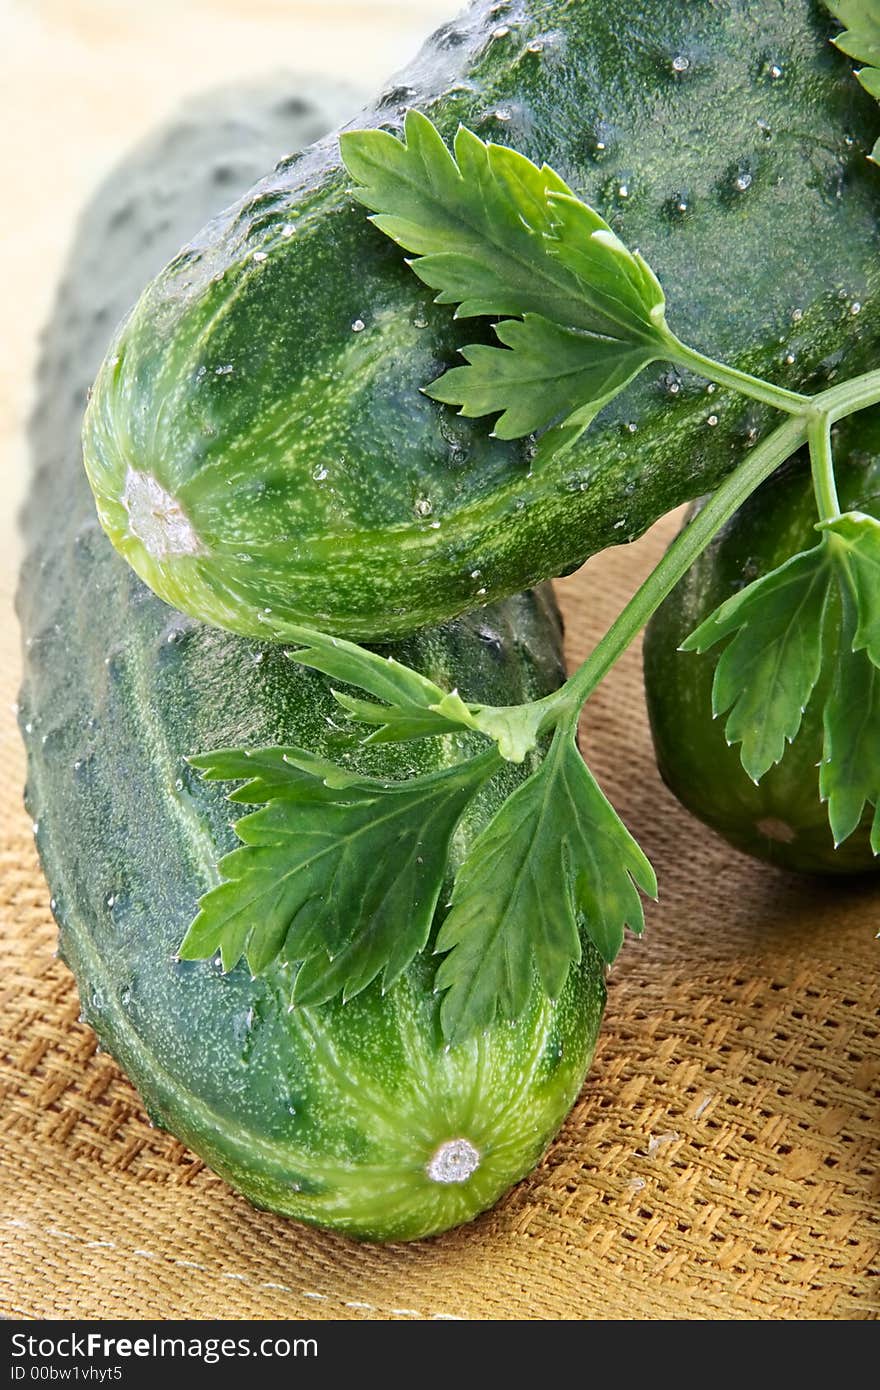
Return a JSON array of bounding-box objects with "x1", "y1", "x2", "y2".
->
[
  {"x1": 681, "y1": 512, "x2": 880, "y2": 847},
  {"x1": 821, "y1": 511, "x2": 880, "y2": 667},
  {"x1": 828, "y1": 2, "x2": 880, "y2": 160},
  {"x1": 543, "y1": 192, "x2": 666, "y2": 339},
  {"x1": 340, "y1": 110, "x2": 591, "y2": 325},
  {"x1": 179, "y1": 745, "x2": 500, "y2": 1006},
  {"x1": 680, "y1": 545, "x2": 833, "y2": 782},
  {"x1": 340, "y1": 111, "x2": 669, "y2": 455},
  {"x1": 820, "y1": 586, "x2": 880, "y2": 851},
  {"x1": 280, "y1": 623, "x2": 479, "y2": 743},
  {"x1": 426, "y1": 313, "x2": 654, "y2": 441},
  {"x1": 281, "y1": 621, "x2": 552, "y2": 763},
  {"x1": 434, "y1": 726, "x2": 656, "y2": 1044}
]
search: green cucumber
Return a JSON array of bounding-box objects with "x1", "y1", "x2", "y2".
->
[
  {"x1": 18, "y1": 77, "x2": 604, "y2": 1242},
  {"x1": 82, "y1": 0, "x2": 880, "y2": 642},
  {"x1": 643, "y1": 411, "x2": 880, "y2": 874}
]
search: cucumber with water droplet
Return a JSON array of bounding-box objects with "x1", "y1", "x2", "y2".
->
[
  {"x1": 643, "y1": 411, "x2": 880, "y2": 874},
  {"x1": 18, "y1": 77, "x2": 604, "y2": 1241},
  {"x1": 83, "y1": 0, "x2": 880, "y2": 641}
]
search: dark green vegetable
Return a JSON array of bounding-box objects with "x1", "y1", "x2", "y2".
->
[
  {"x1": 18, "y1": 78, "x2": 605, "y2": 1241},
  {"x1": 82, "y1": 0, "x2": 880, "y2": 641},
  {"x1": 643, "y1": 412, "x2": 880, "y2": 874},
  {"x1": 165, "y1": 103, "x2": 880, "y2": 1028}
]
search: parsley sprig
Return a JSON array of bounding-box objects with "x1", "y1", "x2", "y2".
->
[
  {"x1": 340, "y1": 111, "x2": 812, "y2": 461},
  {"x1": 681, "y1": 544, "x2": 833, "y2": 783},
  {"x1": 180, "y1": 744, "x2": 501, "y2": 1004},
  {"x1": 681, "y1": 430, "x2": 880, "y2": 822},
  {"x1": 681, "y1": 526, "x2": 880, "y2": 849},
  {"x1": 181, "y1": 112, "x2": 880, "y2": 1043},
  {"x1": 339, "y1": 110, "x2": 671, "y2": 460},
  {"x1": 435, "y1": 726, "x2": 655, "y2": 1044}
]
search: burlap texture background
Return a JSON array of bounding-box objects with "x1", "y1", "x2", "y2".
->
[
  {"x1": 2, "y1": 525, "x2": 878, "y2": 1320},
  {"x1": 1, "y1": 0, "x2": 878, "y2": 1323}
]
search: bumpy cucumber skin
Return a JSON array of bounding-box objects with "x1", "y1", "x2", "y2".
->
[
  {"x1": 19, "y1": 79, "x2": 605, "y2": 1242},
  {"x1": 643, "y1": 412, "x2": 880, "y2": 875},
  {"x1": 83, "y1": 0, "x2": 880, "y2": 641}
]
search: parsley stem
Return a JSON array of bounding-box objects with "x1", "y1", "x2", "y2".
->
[
  {"x1": 807, "y1": 415, "x2": 840, "y2": 522},
  {"x1": 547, "y1": 411, "x2": 809, "y2": 722},
  {"x1": 665, "y1": 339, "x2": 812, "y2": 416},
  {"x1": 489, "y1": 361, "x2": 880, "y2": 750},
  {"x1": 812, "y1": 366, "x2": 880, "y2": 425}
]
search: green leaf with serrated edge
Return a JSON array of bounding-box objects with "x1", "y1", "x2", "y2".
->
[
  {"x1": 187, "y1": 745, "x2": 359, "y2": 801},
  {"x1": 820, "y1": 584, "x2": 880, "y2": 851},
  {"x1": 179, "y1": 746, "x2": 500, "y2": 1004},
  {"x1": 434, "y1": 727, "x2": 656, "y2": 1045},
  {"x1": 278, "y1": 622, "x2": 480, "y2": 743},
  {"x1": 861, "y1": 66, "x2": 880, "y2": 95},
  {"x1": 329, "y1": 690, "x2": 460, "y2": 745},
  {"x1": 281, "y1": 622, "x2": 456, "y2": 709},
  {"x1": 681, "y1": 544, "x2": 832, "y2": 783},
  {"x1": 426, "y1": 313, "x2": 654, "y2": 440},
  {"x1": 827, "y1": 2, "x2": 880, "y2": 160},
  {"x1": 340, "y1": 111, "x2": 589, "y2": 326},
  {"x1": 544, "y1": 192, "x2": 667, "y2": 340},
  {"x1": 280, "y1": 620, "x2": 553, "y2": 760},
  {"x1": 340, "y1": 113, "x2": 670, "y2": 449},
  {"x1": 828, "y1": 1, "x2": 880, "y2": 64},
  {"x1": 821, "y1": 511, "x2": 880, "y2": 667}
]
